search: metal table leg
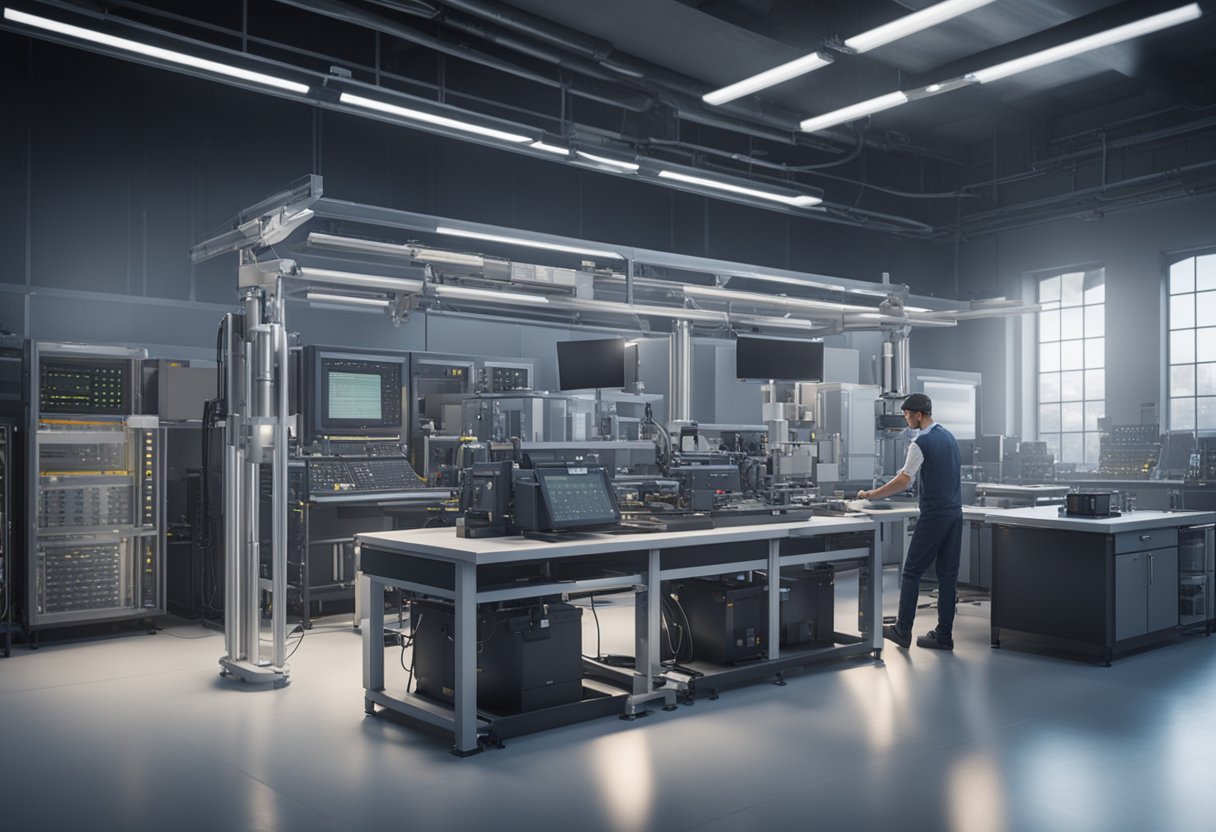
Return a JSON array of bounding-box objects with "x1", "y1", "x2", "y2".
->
[
  {"x1": 452, "y1": 561, "x2": 481, "y2": 756},
  {"x1": 363, "y1": 574, "x2": 384, "y2": 713}
]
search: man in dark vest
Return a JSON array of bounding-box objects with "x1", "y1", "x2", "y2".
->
[{"x1": 857, "y1": 393, "x2": 962, "y2": 650}]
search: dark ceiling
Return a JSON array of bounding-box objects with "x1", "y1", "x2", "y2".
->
[{"x1": 6, "y1": 0, "x2": 1216, "y2": 239}]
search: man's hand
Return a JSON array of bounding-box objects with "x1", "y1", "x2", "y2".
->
[{"x1": 856, "y1": 489, "x2": 869, "y2": 500}]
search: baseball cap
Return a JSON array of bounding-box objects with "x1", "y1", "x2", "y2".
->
[{"x1": 901, "y1": 393, "x2": 932, "y2": 414}]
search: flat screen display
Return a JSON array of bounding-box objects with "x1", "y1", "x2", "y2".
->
[
  {"x1": 308, "y1": 348, "x2": 405, "y2": 439},
  {"x1": 327, "y1": 372, "x2": 382, "y2": 420},
  {"x1": 735, "y1": 336, "x2": 824, "y2": 382},
  {"x1": 556, "y1": 338, "x2": 626, "y2": 390},
  {"x1": 537, "y1": 466, "x2": 620, "y2": 529}
]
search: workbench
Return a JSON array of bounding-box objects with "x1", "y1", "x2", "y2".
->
[
  {"x1": 962, "y1": 505, "x2": 1215, "y2": 664},
  {"x1": 357, "y1": 516, "x2": 880, "y2": 755}
]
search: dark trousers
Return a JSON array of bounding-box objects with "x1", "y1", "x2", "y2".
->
[{"x1": 897, "y1": 512, "x2": 964, "y2": 638}]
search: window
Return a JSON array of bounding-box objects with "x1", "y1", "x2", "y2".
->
[
  {"x1": 1038, "y1": 269, "x2": 1105, "y2": 468},
  {"x1": 1168, "y1": 253, "x2": 1216, "y2": 430}
]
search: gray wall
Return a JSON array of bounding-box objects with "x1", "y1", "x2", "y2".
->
[{"x1": 915, "y1": 191, "x2": 1216, "y2": 438}]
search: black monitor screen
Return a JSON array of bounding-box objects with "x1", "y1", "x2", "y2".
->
[
  {"x1": 735, "y1": 336, "x2": 824, "y2": 382},
  {"x1": 536, "y1": 466, "x2": 620, "y2": 529},
  {"x1": 556, "y1": 338, "x2": 626, "y2": 390},
  {"x1": 309, "y1": 348, "x2": 405, "y2": 438}
]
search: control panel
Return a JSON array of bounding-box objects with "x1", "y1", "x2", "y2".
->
[
  {"x1": 486, "y1": 365, "x2": 531, "y2": 392},
  {"x1": 1096, "y1": 424, "x2": 1161, "y2": 479},
  {"x1": 39, "y1": 359, "x2": 129, "y2": 415},
  {"x1": 29, "y1": 343, "x2": 164, "y2": 629},
  {"x1": 1188, "y1": 437, "x2": 1216, "y2": 481},
  {"x1": 305, "y1": 456, "x2": 430, "y2": 497}
]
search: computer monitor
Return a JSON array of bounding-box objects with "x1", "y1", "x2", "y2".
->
[
  {"x1": 556, "y1": 338, "x2": 626, "y2": 390},
  {"x1": 303, "y1": 347, "x2": 406, "y2": 440},
  {"x1": 534, "y1": 464, "x2": 620, "y2": 529},
  {"x1": 734, "y1": 336, "x2": 824, "y2": 382}
]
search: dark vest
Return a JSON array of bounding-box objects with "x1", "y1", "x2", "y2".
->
[{"x1": 914, "y1": 424, "x2": 962, "y2": 516}]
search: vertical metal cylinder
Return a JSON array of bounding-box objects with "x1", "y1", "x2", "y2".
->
[
  {"x1": 881, "y1": 340, "x2": 894, "y2": 395},
  {"x1": 223, "y1": 440, "x2": 240, "y2": 660},
  {"x1": 271, "y1": 309, "x2": 288, "y2": 668},
  {"x1": 893, "y1": 331, "x2": 910, "y2": 398},
  {"x1": 668, "y1": 320, "x2": 692, "y2": 423}
]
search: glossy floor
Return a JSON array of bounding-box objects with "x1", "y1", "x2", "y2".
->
[{"x1": 2, "y1": 569, "x2": 1214, "y2": 832}]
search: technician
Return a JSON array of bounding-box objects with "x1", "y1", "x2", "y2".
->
[{"x1": 857, "y1": 392, "x2": 962, "y2": 650}]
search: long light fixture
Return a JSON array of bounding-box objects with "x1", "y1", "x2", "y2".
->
[
  {"x1": 3, "y1": 8, "x2": 310, "y2": 93},
  {"x1": 702, "y1": 52, "x2": 833, "y2": 106},
  {"x1": 295, "y1": 266, "x2": 424, "y2": 294},
  {"x1": 547, "y1": 298, "x2": 729, "y2": 323},
  {"x1": 799, "y1": 91, "x2": 908, "y2": 134},
  {"x1": 657, "y1": 170, "x2": 822, "y2": 208},
  {"x1": 434, "y1": 226, "x2": 624, "y2": 260},
  {"x1": 800, "y1": 4, "x2": 1202, "y2": 135},
  {"x1": 307, "y1": 232, "x2": 408, "y2": 257},
  {"x1": 683, "y1": 284, "x2": 874, "y2": 314},
  {"x1": 530, "y1": 140, "x2": 570, "y2": 156},
  {"x1": 844, "y1": 0, "x2": 996, "y2": 53},
  {"x1": 574, "y1": 151, "x2": 641, "y2": 172},
  {"x1": 304, "y1": 291, "x2": 390, "y2": 309},
  {"x1": 432, "y1": 284, "x2": 550, "y2": 305},
  {"x1": 967, "y1": 3, "x2": 1202, "y2": 84},
  {"x1": 339, "y1": 92, "x2": 534, "y2": 143}
]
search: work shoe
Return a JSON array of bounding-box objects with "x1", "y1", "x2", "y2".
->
[
  {"x1": 916, "y1": 629, "x2": 954, "y2": 650},
  {"x1": 883, "y1": 624, "x2": 911, "y2": 648}
]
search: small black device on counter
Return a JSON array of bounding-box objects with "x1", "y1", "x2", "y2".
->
[
  {"x1": 456, "y1": 460, "x2": 514, "y2": 538},
  {"x1": 1065, "y1": 492, "x2": 1114, "y2": 517},
  {"x1": 514, "y1": 462, "x2": 620, "y2": 533}
]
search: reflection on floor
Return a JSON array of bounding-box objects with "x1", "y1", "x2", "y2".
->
[{"x1": 1, "y1": 567, "x2": 1214, "y2": 832}]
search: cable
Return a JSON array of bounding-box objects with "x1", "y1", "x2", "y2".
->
[
  {"x1": 153, "y1": 625, "x2": 216, "y2": 640},
  {"x1": 285, "y1": 625, "x2": 305, "y2": 660},
  {"x1": 404, "y1": 612, "x2": 423, "y2": 694},
  {"x1": 588, "y1": 594, "x2": 601, "y2": 661}
]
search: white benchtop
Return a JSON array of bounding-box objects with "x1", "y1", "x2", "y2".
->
[
  {"x1": 961, "y1": 504, "x2": 1215, "y2": 534},
  {"x1": 357, "y1": 515, "x2": 876, "y2": 565}
]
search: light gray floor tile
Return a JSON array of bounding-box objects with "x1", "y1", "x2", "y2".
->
[{"x1": 1, "y1": 565, "x2": 1213, "y2": 832}]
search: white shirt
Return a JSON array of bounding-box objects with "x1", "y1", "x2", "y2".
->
[{"x1": 899, "y1": 422, "x2": 939, "y2": 480}]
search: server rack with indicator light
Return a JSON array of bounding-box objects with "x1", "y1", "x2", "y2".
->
[{"x1": 25, "y1": 342, "x2": 165, "y2": 632}]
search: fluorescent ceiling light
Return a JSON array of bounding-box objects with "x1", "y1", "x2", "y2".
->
[
  {"x1": 307, "y1": 232, "x2": 409, "y2": 257},
  {"x1": 968, "y1": 3, "x2": 1202, "y2": 84},
  {"x1": 434, "y1": 226, "x2": 624, "y2": 260},
  {"x1": 296, "y1": 266, "x2": 424, "y2": 294},
  {"x1": 684, "y1": 284, "x2": 872, "y2": 314},
  {"x1": 702, "y1": 52, "x2": 832, "y2": 106},
  {"x1": 657, "y1": 170, "x2": 821, "y2": 208},
  {"x1": 575, "y1": 151, "x2": 641, "y2": 172},
  {"x1": 548, "y1": 298, "x2": 727, "y2": 323},
  {"x1": 728, "y1": 272, "x2": 848, "y2": 292},
  {"x1": 731, "y1": 314, "x2": 822, "y2": 331},
  {"x1": 845, "y1": 0, "x2": 996, "y2": 53},
  {"x1": 799, "y1": 91, "x2": 908, "y2": 134},
  {"x1": 433, "y1": 284, "x2": 550, "y2": 305},
  {"x1": 4, "y1": 8, "x2": 310, "y2": 94},
  {"x1": 411, "y1": 248, "x2": 486, "y2": 268},
  {"x1": 340, "y1": 92, "x2": 533, "y2": 143},
  {"x1": 305, "y1": 291, "x2": 390, "y2": 309},
  {"x1": 530, "y1": 141, "x2": 570, "y2": 156}
]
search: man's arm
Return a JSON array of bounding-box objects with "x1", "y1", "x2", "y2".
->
[{"x1": 857, "y1": 471, "x2": 911, "y2": 501}]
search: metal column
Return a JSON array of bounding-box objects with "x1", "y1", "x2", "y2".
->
[
  {"x1": 668, "y1": 320, "x2": 692, "y2": 423},
  {"x1": 219, "y1": 267, "x2": 291, "y2": 687}
]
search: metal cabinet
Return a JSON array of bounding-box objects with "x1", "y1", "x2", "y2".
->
[{"x1": 1114, "y1": 548, "x2": 1179, "y2": 641}]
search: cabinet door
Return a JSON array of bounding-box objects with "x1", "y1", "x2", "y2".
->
[
  {"x1": 1115, "y1": 553, "x2": 1148, "y2": 641},
  {"x1": 1147, "y1": 548, "x2": 1180, "y2": 633}
]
